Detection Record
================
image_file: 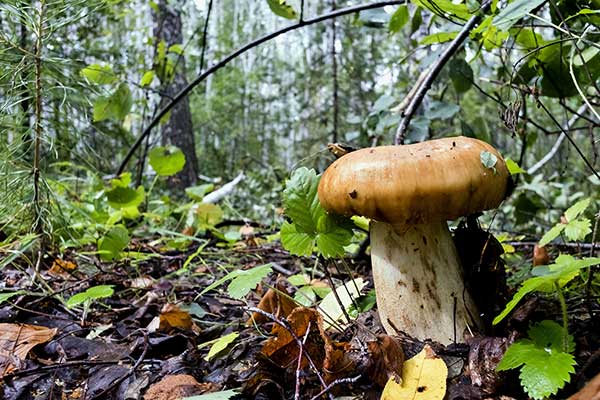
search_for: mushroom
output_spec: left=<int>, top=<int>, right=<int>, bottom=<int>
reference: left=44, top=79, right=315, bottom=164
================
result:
left=317, top=136, right=509, bottom=344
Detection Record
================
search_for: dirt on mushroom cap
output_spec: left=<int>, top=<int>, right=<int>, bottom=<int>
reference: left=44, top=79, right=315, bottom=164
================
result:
left=317, top=136, right=509, bottom=226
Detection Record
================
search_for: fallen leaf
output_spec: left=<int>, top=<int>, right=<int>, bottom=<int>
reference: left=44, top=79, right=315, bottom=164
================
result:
left=159, top=303, right=199, bottom=333
left=467, top=335, right=513, bottom=394
left=367, top=335, right=405, bottom=387
left=143, top=374, right=205, bottom=400
left=568, top=371, right=600, bottom=400
left=246, top=283, right=297, bottom=325
left=319, top=277, right=366, bottom=329
left=48, top=258, right=77, bottom=277
left=0, top=323, right=57, bottom=376
left=381, top=345, right=447, bottom=400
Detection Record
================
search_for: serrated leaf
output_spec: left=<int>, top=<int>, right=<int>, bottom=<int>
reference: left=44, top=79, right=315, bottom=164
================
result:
left=538, top=224, right=565, bottom=247
left=266, top=0, right=297, bottom=19
left=205, top=332, right=239, bottom=361
left=564, top=219, right=591, bottom=241
left=494, top=256, right=600, bottom=324
left=389, top=5, right=409, bottom=33
left=80, top=64, right=117, bottom=85
left=564, top=198, right=591, bottom=221
left=149, top=146, right=186, bottom=176
left=283, top=167, right=320, bottom=233
left=528, top=320, right=575, bottom=353
left=492, top=0, right=546, bottom=31
left=280, top=221, right=314, bottom=256
left=97, top=225, right=129, bottom=261
left=519, top=354, right=575, bottom=400
left=140, top=70, right=155, bottom=87
left=381, top=345, right=447, bottom=400
left=506, top=158, right=526, bottom=175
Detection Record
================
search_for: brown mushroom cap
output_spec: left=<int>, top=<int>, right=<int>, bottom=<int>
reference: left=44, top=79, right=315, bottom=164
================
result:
left=318, top=136, right=509, bottom=226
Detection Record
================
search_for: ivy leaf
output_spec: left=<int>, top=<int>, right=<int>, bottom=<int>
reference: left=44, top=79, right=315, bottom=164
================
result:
left=493, top=255, right=600, bottom=324
left=80, top=64, right=117, bottom=85
left=538, top=224, right=565, bottom=247
left=266, top=0, right=297, bottom=20
left=564, top=198, right=591, bottom=221
left=564, top=219, right=591, bottom=241
left=389, top=5, right=409, bottom=33
left=149, top=146, right=186, bottom=176
left=480, top=151, right=498, bottom=173
left=497, top=321, right=576, bottom=400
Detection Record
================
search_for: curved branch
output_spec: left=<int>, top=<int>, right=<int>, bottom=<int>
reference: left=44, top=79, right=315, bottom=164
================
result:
left=117, top=0, right=405, bottom=175
left=394, top=0, right=491, bottom=145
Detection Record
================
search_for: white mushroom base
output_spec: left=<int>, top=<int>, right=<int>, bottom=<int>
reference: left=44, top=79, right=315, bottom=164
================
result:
left=371, top=220, right=482, bottom=344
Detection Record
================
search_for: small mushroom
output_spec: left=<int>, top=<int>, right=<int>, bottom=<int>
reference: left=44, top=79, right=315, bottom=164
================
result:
left=318, top=136, right=509, bottom=344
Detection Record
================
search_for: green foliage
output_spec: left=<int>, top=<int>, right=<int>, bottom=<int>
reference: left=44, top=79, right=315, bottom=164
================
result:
left=493, top=254, right=600, bottom=325
left=448, top=58, right=473, bottom=94
left=288, top=274, right=331, bottom=306
left=266, top=0, right=296, bottom=20
left=280, top=168, right=353, bottom=258
left=539, top=198, right=592, bottom=246
left=93, top=83, right=133, bottom=122
left=497, top=320, right=576, bottom=400
left=0, top=290, right=26, bottom=305
left=67, top=285, right=114, bottom=308
left=493, top=0, right=547, bottom=30
left=480, top=150, right=498, bottom=174
left=389, top=6, right=409, bottom=34
left=505, top=159, right=526, bottom=175
left=205, top=332, right=239, bottom=361
left=97, top=225, right=129, bottom=261
left=149, top=146, right=186, bottom=176
left=199, top=264, right=272, bottom=300
left=347, top=289, right=377, bottom=318
left=80, top=64, right=117, bottom=85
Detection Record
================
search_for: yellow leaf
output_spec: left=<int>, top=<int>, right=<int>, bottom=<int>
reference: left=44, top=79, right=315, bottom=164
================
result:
left=381, top=345, right=447, bottom=400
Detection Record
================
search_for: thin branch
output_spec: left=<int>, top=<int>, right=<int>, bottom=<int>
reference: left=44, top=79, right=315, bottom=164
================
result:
left=198, top=0, right=213, bottom=73
left=527, top=104, right=587, bottom=175
left=116, top=0, right=405, bottom=175
left=394, top=0, right=492, bottom=145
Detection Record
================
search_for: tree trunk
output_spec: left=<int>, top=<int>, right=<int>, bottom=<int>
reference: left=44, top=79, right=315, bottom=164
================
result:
left=153, top=0, right=199, bottom=189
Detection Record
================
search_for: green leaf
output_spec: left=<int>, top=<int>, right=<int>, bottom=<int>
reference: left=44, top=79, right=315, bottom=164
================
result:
left=528, top=320, right=575, bottom=353
left=494, top=256, right=600, bottom=324
left=389, top=5, right=409, bottom=33
left=287, top=274, right=309, bottom=286
left=199, top=264, right=272, bottom=299
left=493, top=0, right=546, bottom=31
left=294, top=285, right=316, bottom=306
left=412, top=0, right=470, bottom=20
left=564, top=219, right=591, bottom=241
left=106, top=185, right=145, bottom=209
left=448, top=58, right=473, bottom=94
left=97, top=225, right=129, bottom=261
left=185, top=184, right=214, bottom=201
left=182, top=389, right=240, bottom=400
left=92, top=83, right=132, bottom=122
left=67, top=285, right=114, bottom=308
left=149, top=146, right=186, bottom=176
left=280, top=221, right=315, bottom=256
left=427, top=101, right=460, bottom=119
left=0, top=290, right=26, bottom=304
left=538, top=224, right=565, bottom=247
left=410, top=7, right=423, bottom=34
left=140, top=70, right=155, bottom=87
left=420, top=31, right=459, bottom=45
left=168, top=44, right=184, bottom=55
left=480, top=150, right=498, bottom=173
left=80, top=64, right=117, bottom=85
left=283, top=167, right=320, bottom=233
left=195, top=203, right=223, bottom=228
left=512, top=28, right=545, bottom=50
left=505, top=158, right=526, bottom=175
left=205, top=332, right=239, bottom=361
left=564, top=198, right=591, bottom=221
left=266, top=0, right=297, bottom=19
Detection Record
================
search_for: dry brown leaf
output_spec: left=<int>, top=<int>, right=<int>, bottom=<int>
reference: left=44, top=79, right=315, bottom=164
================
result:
left=181, top=226, right=195, bottom=236
left=159, top=304, right=198, bottom=333
left=143, top=374, right=208, bottom=400
left=568, top=372, right=600, bottom=400
left=261, top=307, right=329, bottom=369
left=0, top=323, right=57, bottom=376
left=533, top=245, right=550, bottom=266
left=246, top=283, right=297, bottom=325
left=48, top=258, right=77, bottom=277
left=366, top=335, right=404, bottom=387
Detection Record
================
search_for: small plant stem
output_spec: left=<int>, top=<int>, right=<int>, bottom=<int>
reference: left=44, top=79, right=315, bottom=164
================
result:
left=555, top=282, right=569, bottom=352
left=32, top=0, right=46, bottom=235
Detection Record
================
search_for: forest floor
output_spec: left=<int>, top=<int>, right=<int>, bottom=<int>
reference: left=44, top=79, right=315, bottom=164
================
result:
left=0, top=232, right=598, bottom=400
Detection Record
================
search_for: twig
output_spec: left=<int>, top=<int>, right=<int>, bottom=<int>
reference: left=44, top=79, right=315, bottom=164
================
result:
left=117, top=1, right=405, bottom=175
left=245, top=306, right=334, bottom=400
left=295, top=321, right=312, bottom=400
left=308, top=375, right=361, bottom=400
left=586, top=212, right=600, bottom=321
left=527, top=104, right=588, bottom=175
left=198, top=0, right=213, bottom=73
left=394, top=0, right=492, bottom=144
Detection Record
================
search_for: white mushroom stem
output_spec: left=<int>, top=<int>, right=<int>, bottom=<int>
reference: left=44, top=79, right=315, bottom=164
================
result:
left=370, top=220, right=482, bottom=344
